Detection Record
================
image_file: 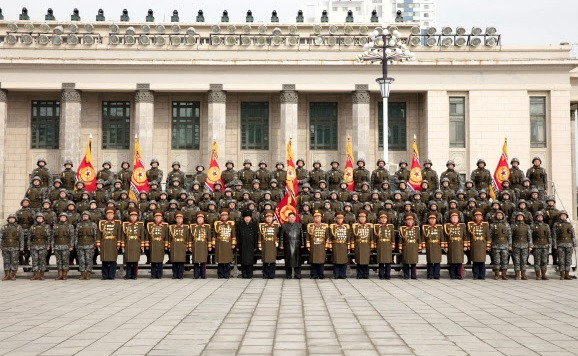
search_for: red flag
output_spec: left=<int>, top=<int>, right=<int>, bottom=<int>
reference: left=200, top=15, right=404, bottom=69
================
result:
left=343, top=137, right=355, bottom=191
left=205, top=139, right=224, bottom=192
left=490, top=139, right=509, bottom=200
left=408, top=137, right=422, bottom=191
left=129, top=138, right=149, bottom=201
left=76, top=137, right=97, bottom=192
left=275, top=138, right=300, bottom=223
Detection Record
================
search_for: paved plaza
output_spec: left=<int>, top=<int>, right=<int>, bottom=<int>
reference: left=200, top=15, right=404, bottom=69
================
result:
left=0, top=269, right=577, bottom=356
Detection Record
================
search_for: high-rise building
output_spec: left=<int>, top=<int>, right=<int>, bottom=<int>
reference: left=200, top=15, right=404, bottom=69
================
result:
left=306, top=0, right=436, bottom=28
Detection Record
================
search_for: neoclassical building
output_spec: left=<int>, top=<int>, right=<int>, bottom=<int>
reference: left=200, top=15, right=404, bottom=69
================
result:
left=0, top=18, right=577, bottom=218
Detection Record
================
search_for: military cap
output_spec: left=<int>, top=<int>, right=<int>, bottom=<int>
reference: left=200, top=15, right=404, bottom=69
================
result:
left=196, top=212, right=206, bottom=218
left=559, top=210, right=569, bottom=218
left=208, top=200, right=217, bottom=206
left=220, top=208, right=230, bottom=215
left=302, top=202, right=311, bottom=207
left=37, top=158, right=47, bottom=165
left=252, top=179, right=261, bottom=184
left=440, top=177, right=449, bottom=183
left=258, top=160, right=267, bottom=166
left=500, top=191, right=510, bottom=198
left=476, top=159, right=486, bottom=165
left=532, top=156, right=542, bottom=164
left=517, top=199, right=527, bottom=206
left=302, top=183, right=311, bottom=189
left=104, top=207, right=116, bottom=214
left=446, top=160, right=455, bottom=167
left=427, top=212, right=438, bottom=219
left=169, top=199, right=179, bottom=205
left=81, top=211, right=91, bottom=217
left=296, top=158, right=305, bottom=165
left=270, top=179, right=278, bottom=184
left=42, top=199, right=51, bottom=205
left=378, top=211, right=388, bottom=218
left=449, top=210, right=460, bottom=218
left=96, top=179, right=105, bottom=185
left=53, top=179, right=63, bottom=184
left=330, top=159, right=339, bottom=165
left=357, top=210, right=367, bottom=217
left=171, top=160, right=181, bottom=167
left=128, top=208, right=139, bottom=216
left=335, top=211, right=345, bottom=218
left=159, top=191, right=168, bottom=196
left=530, top=188, right=539, bottom=194
left=150, top=158, right=159, bottom=165
left=313, top=160, right=321, bottom=166
left=494, top=210, right=505, bottom=218
left=89, top=200, right=97, bottom=205
left=467, top=198, right=477, bottom=203
left=399, top=160, right=407, bottom=166
left=404, top=201, right=412, bottom=206
left=313, top=210, right=322, bottom=217
left=264, top=210, right=275, bottom=218
left=361, top=181, right=370, bottom=187
left=31, top=176, right=41, bottom=182
left=191, top=180, right=201, bottom=187
left=102, top=160, right=112, bottom=167
left=473, top=209, right=484, bottom=216
left=319, top=179, right=327, bottom=185
left=186, top=195, right=195, bottom=202
left=243, top=159, right=252, bottom=166
left=66, top=201, right=76, bottom=208
left=175, top=211, right=184, bottom=218
left=384, top=200, right=393, bottom=205
left=154, top=210, right=163, bottom=217
left=171, top=177, right=181, bottom=182
left=356, top=158, right=366, bottom=164
left=491, top=201, right=500, bottom=207
left=534, top=210, right=545, bottom=218
left=478, top=189, right=488, bottom=195
left=35, top=212, right=45, bottom=219
left=75, top=180, right=85, bottom=186
left=376, top=158, right=385, bottom=165
left=121, top=161, right=130, bottom=167
left=423, top=159, right=433, bottom=165
left=404, top=213, right=415, bottom=220
left=59, top=212, right=69, bottom=218
left=63, top=160, right=73, bottom=167
left=225, top=160, right=235, bottom=166
left=514, top=212, right=525, bottom=219
left=510, top=157, right=519, bottom=164
left=545, top=196, right=555, bottom=202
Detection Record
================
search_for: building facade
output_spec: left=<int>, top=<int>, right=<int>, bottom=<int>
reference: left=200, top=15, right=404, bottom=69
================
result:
left=0, top=19, right=576, bottom=218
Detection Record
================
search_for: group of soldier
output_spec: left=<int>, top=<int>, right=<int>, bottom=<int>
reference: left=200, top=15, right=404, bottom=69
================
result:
left=0, top=154, right=575, bottom=281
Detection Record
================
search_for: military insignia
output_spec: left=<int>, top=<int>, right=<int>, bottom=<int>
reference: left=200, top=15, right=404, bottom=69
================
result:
left=286, top=165, right=296, bottom=181
left=132, top=167, right=147, bottom=184
left=279, top=204, right=296, bottom=221
left=344, top=167, right=354, bottom=184
left=79, top=166, right=96, bottom=184
left=496, top=166, right=510, bottom=183
left=409, top=166, right=422, bottom=186
left=207, top=166, right=221, bottom=183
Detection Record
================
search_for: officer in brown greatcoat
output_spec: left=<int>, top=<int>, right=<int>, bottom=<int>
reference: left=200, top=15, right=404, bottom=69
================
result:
left=329, top=211, right=351, bottom=279
left=122, top=209, right=144, bottom=280
left=444, top=210, right=468, bottom=280
left=190, top=212, right=212, bottom=279
left=169, top=212, right=191, bottom=279
left=259, top=211, right=279, bottom=279
left=97, top=207, right=122, bottom=280
left=422, top=212, right=444, bottom=279
left=352, top=211, right=374, bottom=279
left=399, top=214, right=421, bottom=280
left=307, top=210, right=329, bottom=279
left=146, top=211, right=168, bottom=279
left=374, top=211, right=394, bottom=280
left=214, top=209, right=236, bottom=279
left=467, top=209, right=491, bottom=280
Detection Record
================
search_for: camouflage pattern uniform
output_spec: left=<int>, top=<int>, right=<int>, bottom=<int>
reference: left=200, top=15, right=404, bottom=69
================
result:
left=511, top=213, right=533, bottom=279
left=489, top=212, right=512, bottom=279
left=52, top=214, right=76, bottom=278
left=531, top=211, right=551, bottom=279
left=29, top=214, right=52, bottom=279
left=0, top=215, right=24, bottom=279
left=552, top=211, right=576, bottom=279
left=76, top=212, right=97, bottom=277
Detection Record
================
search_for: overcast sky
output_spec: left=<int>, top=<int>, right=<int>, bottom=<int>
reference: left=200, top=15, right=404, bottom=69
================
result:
left=2, top=0, right=577, bottom=52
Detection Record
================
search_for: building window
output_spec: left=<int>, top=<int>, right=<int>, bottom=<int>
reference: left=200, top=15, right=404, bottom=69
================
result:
left=332, top=7, right=338, bottom=11
left=449, top=97, right=466, bottom=148
left=355, top=7, right=361, bottom=11
left=424, top=4, right=429, bottom=9
left=310, top=102, right=338, bottom=150
left=424, top=13, right=429, bottom=17
left=378, top=102, right=406, bottom=151
left=342, top=7, right=348, bottom=11
left=102, top=101, right=130, bottom=149
left=31, top=100, right=60, bottom=149
left=172, top=101, right=200, bottom=150
left=424, top=22, right=429, bottom=26
left=530, top=96, right=547, bottom=147
left=241, top=102, right=269, bottom=150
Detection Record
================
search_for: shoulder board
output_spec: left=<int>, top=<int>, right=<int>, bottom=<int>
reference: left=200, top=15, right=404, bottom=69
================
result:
left=146, top=222, right=153, bottom=228
left=352, top=223, right=358, bottom=229
left=228, top=221, right=235, bottom=226
left=259, top=223, right=266, bottom=227
left=467, top=221, right=474, bottom=228
left=114, top=220, right=121, bottom=223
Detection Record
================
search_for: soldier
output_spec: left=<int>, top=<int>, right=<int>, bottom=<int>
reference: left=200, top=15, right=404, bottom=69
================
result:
left=239, top=160, right=255, bottom=190
left=214, top=209, right=236, bottom=279
left=193, top=163, right=208, bottom=187
left=295, top=158, right=310, bottom=189
left=326, top=159, right=343, bottom=191
left=255, top=161, right=272, bottom=190
left=237, top=210, right=258, bottom=279
left=0, top=214, right=24, bottom=281
left=378, top=181, right=393, bottom=202
left=29, top=213, right=51, bottom=280
left=48, top=179, right=66, bottom=202
left=421, top=159, right=439, bottom=191
left=146, top=158, right=164, bottom=185
left=353, top=159, right=370, bottom=191
left=371, top=158, right=389, bottom=188
left=76, top=211, right=97, bottom=280
left=544, top=196, right=560, bottom=265
left=440, top=160, right=461, bottom=192
left=422, top=212, right=444, bottom=280
left=26, top=176, right=47, bottom=210
left=269, top=179, right=283, bottom=202
left=467, top=209, right=490, bottom=280
left=552, top=210, right=576, bottom=280
left=463, top=180, right=478, bottom=201
left=167, top=178, right=185, bottom=201
left=352, top=211, right=373, bottom=279
left=31, top=157, right=52, bottom=188
left=96, top=161, right=114, bottom=191
left=309, top=161, right=326, bottom=190
left=52, top=213, right=75, bottom=280
left=307, top=211, right=329, bottom=279
left=122, top=209, right=144, bottom=280
left=444, top=210, right=468, bottom=280
left=374, top=212, right=394, bottom=280
left=40, top=200, right=56, bottom=226
left=399, top=214, right=421, bottom=280
left=532, top=211, right=551, bottom=280
left=190, top=212, right=211, bottom=279
left=221, top=160, right=237, bottom=188
left=489, top=210, right=512, bottom=280
left=394, top=160, right=410, bottom=185
left=93, top=180, right=109, bottom=208
left=97, top=207, right=122, bottom=280
left=329, top=211, right=351, bottom=280
left=508, top=158, right=524, bottom=191
left=279, top=212, right=304, bottom=279
left=166, top=161, right=185, bottom=187
left=16, top=198, right=35, bottom=265
left=526, top=156, right=548, bottom=196
left=169, top=212, right=191, bottom=279
left=148, top=181, right=161, bottom=202
left=471, top=159, right=492, bottom=192
left=527, top=188, right=545, bottom=216
left=337, top=181, right=352, bottom=203
left=271, top=162, right=286, bottom=190
left=146, top=211, right=169, bottom=279
left=511, top=212, right=533, bottom=280
left=259, top=211, right=279, bottom=279
left=440, top=178, right=455, bottom=201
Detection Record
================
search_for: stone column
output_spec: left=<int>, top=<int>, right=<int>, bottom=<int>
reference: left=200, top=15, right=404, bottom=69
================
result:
left=0, top=89, right=6, bottom=218
left=280, top=84, right=299, bottom=159
left=60, top=83, right=82, bottom=165
left=134, top=83, right=155, bottom=162
left=208, top=84, right=227, bottom=160
left=352, top=84, right=370, bottom=162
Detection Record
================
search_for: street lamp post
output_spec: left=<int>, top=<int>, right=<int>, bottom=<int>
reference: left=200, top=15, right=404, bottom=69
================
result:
left=356, top=29, right=415, bottom=166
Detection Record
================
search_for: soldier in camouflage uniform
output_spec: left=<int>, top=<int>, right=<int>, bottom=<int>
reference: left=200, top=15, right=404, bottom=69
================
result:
left=52, top=213, right=76, bottom=280
left=531, top=211, right=551, bottom=280
left=146, top=159, right=164, bottom=186
left=309, top=161, right=326, bottom=190
left=470, top=159, right=492, bottom=192
left=165, top=161, right=185, bottom=187
left=29, top=213, right=51, bottom=280
left=526, top=157, right=548, bottom=198
left=440, top=160, right=461, bottom=192
left=394, top=160, right=410, bottom=186
left=421, top=159, right=439, bottom=191
left=255, top=161, right=272, bottom=190
left=96, top=161, right=115, bottom=191
left=25, top=176, right=47, bottom=210
left=117, top=161, right=133, bottom=192
left=272, top=162, right=286, bottom=190
left=16, top=198, right=35, bottom=265
left=295, top=158, right=310, bottom=189
left=353, top=159, right=370, bottom=191
left=508, top=158, right=524, bottom=191
left=238, top=160, right=255, bottom=190
left=552, top=210, right=576, bottom=280
left=371, top=158, right=389, bottom=189
left=0, top=214, right=24, bottom=280
left=31, top=157, right=52, bottom=188
left=76, top=211, right=97, bottom=279
left=326, top=159, right=343, bottom=191
left=60, top=160, right=76, bottom=191
left=221, top=160, right=237, bottom=188
left=489, top=211, right=512, bottom=280
left=511, top=212, right=533, bottom=280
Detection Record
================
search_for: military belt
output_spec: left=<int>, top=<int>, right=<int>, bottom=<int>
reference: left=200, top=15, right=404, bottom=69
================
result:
left=127, top=236, right=140, bottom=240
left=152, top=237, right=164, bottom=241
left=173, top=238, right=185, bottom=242
left=429, top=239, right=440, bottom=243
left=104, top=235, right=117, bottom=240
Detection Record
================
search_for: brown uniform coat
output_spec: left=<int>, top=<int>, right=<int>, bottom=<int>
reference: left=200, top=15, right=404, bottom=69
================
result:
left=122, top=221, right=145, bottom=263
left=214, top=221, right=236, bottom=264
left=399, top=226, right=421, bottom=264
left=329, top=223, right=351, bottom=265
left=352, top=223, right=374, bottom=265
left=146, top=222, right=168, bottom=264
left=444, top=223, right=468, bottom=264
left=374, top=224, right=394, bottom=264
left=259, top=222, right=280, bottom=263
left=190, top=224, right=212, bottom=264
left=97, top=220, right=122, bottom=262
left=422, top=224, right=444, bottom=264
left=307, top=223, right=329, bottom=264
left=169, top=224, right=191, bottom=263
left=467, top=221, right=490, bottom=263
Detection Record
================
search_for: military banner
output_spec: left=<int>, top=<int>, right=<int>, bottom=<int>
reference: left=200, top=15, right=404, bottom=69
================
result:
left=128, top=137, right=149, bottom=201
left=489, top=138, right=509, bottom=200
left=275, top=138, right=300, bottom=223
left=205, top=138, right=224, bottom=192
left=343, top=137, right=355, bottom=191
left=76, top=135, right=97, bottom=192
left=408, top=136, right=423, bottom=191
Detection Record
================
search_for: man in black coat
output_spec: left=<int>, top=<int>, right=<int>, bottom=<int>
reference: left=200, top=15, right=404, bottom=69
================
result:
left=236, top=211, right=259, bottom=278
left=279, top=212, right=305, bottom=279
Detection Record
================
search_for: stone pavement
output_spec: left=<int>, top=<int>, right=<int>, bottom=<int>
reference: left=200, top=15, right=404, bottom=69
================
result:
left=0, top=272, right=577, bottom=356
